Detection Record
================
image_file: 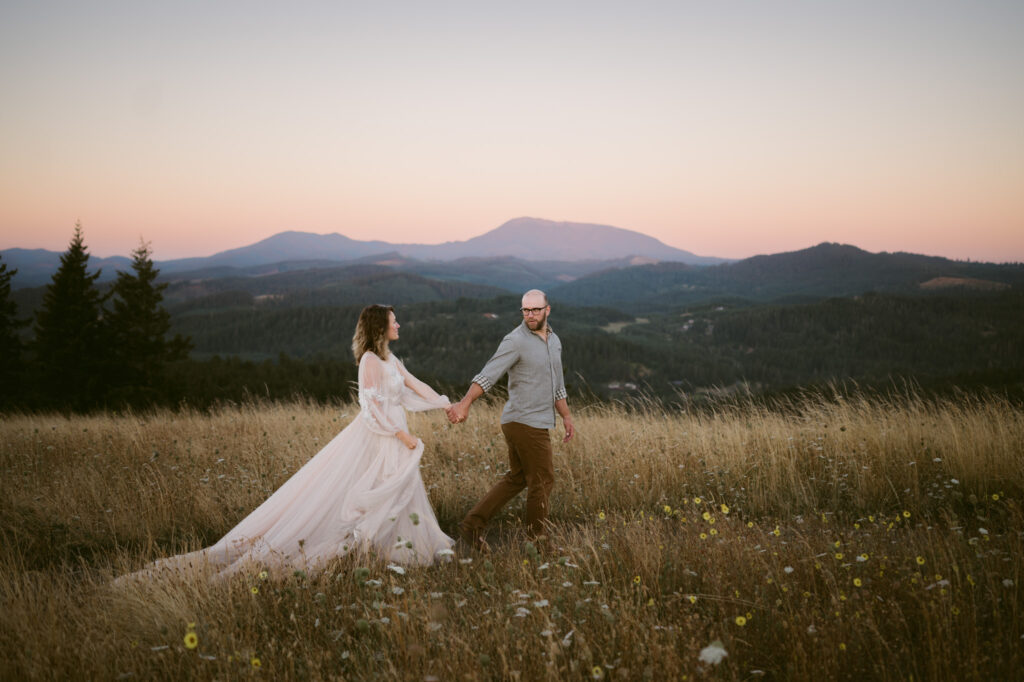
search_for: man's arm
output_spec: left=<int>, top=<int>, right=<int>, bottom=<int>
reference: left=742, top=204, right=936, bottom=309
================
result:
left=448, top=333, right=519, bottom=424
left=555, top=398, right=575, bottom=442
left=447, top=382, right=484, bottom=423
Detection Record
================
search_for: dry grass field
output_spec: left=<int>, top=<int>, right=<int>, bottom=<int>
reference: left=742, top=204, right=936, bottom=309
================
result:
left=1, top=393, right=1022, bottom=680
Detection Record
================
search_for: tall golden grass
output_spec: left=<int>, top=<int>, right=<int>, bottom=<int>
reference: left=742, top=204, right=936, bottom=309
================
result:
left=1, top=393, right=1021, bottom=680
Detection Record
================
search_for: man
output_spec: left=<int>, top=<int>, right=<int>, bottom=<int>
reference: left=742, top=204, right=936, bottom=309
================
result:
left=447, top=289, right=575, bottom=550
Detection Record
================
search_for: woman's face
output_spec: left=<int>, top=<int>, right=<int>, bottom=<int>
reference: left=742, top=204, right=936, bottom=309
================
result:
left=387, top=311, right=400, bottom=341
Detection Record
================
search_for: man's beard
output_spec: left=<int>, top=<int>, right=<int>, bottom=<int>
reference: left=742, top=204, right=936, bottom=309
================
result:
left=526, top=312, right=548, bottom=330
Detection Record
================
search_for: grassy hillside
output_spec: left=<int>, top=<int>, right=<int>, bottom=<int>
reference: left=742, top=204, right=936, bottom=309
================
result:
left=2, top=395, right=1021, bottom=679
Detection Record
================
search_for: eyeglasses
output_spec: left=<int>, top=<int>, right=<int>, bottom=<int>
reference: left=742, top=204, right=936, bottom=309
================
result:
left=520, top=307, right=547, bottom=316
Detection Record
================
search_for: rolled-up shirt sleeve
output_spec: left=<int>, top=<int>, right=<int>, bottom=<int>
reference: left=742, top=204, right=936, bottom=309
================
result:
left=472, top=334, right=520, bottom=392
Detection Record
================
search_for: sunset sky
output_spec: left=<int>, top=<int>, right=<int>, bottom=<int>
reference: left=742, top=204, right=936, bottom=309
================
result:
left=1, top=1, right=1022, bottom=263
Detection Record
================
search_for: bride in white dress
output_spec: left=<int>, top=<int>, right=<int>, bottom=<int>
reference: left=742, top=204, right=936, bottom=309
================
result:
left=126, top=304, right=454, bottom=579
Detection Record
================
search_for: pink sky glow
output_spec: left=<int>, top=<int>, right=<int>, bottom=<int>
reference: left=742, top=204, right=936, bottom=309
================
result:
left=2, top=2, right=1022, bottom=263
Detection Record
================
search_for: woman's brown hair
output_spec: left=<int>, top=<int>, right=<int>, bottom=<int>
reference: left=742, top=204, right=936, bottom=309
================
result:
left=352, top=304, right=394, bottom=363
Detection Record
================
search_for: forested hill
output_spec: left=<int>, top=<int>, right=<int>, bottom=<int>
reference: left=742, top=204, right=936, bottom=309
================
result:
left=550, top=243, right=1024, bottom=310
left=168, top=290, right=1024, bottom=404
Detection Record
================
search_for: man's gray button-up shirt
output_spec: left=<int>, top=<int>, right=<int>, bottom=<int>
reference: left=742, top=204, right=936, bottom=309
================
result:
left=472, top=322, right=567, bottom=429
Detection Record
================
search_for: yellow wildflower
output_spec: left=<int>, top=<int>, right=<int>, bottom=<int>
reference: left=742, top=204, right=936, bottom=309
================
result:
left=250, top=586, right=259, bottom=595
left=251, top=657, right=261, bottom=668
left=183, top=631, right=198, bottom=650
left=916, top=556, right=926, bottom=566
left=853, top=578, right=862, bottom=587
left=734, top=615, right=747, bottom=626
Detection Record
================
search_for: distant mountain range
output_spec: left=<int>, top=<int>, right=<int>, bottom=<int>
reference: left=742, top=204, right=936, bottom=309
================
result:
left=1, top=217, right=722, bottom=289
left=552, top=243, right=1024, bottom=309
left=5, top=218, right=1023, bottom=314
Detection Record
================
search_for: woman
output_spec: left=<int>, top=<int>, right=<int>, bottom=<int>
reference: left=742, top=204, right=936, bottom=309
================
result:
left=127, top=305, right=453, bottom=579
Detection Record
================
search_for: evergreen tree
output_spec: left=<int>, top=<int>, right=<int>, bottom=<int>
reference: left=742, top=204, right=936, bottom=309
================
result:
left=105, top=241, right=192, bottom=405
left=0, top=254, right=28, bottom=408
left=31, top=222, right=110, bottom=410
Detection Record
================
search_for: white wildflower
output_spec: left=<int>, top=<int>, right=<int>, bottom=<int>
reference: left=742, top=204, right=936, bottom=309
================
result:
left=698, top=640, right=728, bottom=665
left=387, top=564, right=406, bottom=575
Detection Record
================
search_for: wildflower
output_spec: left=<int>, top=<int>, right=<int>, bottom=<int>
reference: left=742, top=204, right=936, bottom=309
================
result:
left=720, top=503, right=730, bottom=514
left=591, top=665, right=605, bottom=679
left=598, top=511, right=606, bottom=521
left=772, top=527, right=780, bottom=537
left=699, top=532, right=708, bottom=540
left=663, top=505, right=672, bottom=514
left=868, top=515, right=875, bottom=523
left=183, top=631, right=198, bottom=650
left=784, top=566, right=794, bottom=574
left=916, top=556, right=926, bottom=566
left=952, top=606, right=960, bottom=615
left=702, top=511, right=711, bottom=521
left=250, top=586, right=259, bottom=595
left=698, top=639, right=728, bottom=665
left=839, top=643, right=847, bottom=652
left=735, top=615, right=747, bottom=626
left=853, top=523, right=860, bottom=529
left=258, top=570, right=268, bottom=580
left=834, top=540, right=841, bottom=549
left=693, top=497, right=702, bottom=504
left=251, top=656, right=261, bottom=668
left=633, top=575, right=642, bottom=585
left=688, top=595, right=697, bottom=604
left=647, top=597, right=655, bottom=606
left=858, top=553, right=869, bottom=562
left=387, top=564, right=406, bottom=575
left=903, top=510, right=911, bottom=518
left=834, top=553, right=844, bottom=560
left=992, top=493, right=1000, bottom=501
left=747, top=521, right=754, bottom=528
left=853, top=578, right=862, bottom=587
left=709, top=529, right=718, bottom=536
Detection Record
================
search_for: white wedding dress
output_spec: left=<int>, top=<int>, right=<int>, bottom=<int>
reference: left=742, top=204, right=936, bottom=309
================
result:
left=128, top=352, right=453, bottom=579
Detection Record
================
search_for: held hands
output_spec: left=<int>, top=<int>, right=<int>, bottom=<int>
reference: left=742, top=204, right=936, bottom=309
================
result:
left=446, top=400, right=470, bottom=425
left=396, top=431, right=418, bottom=450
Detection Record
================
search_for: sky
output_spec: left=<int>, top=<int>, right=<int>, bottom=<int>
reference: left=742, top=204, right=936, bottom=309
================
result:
left=1, top=1, right=1022, bottom=263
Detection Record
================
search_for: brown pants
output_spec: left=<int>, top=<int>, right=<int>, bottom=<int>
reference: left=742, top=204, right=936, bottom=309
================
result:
left=461, top=422, right=554, bottom=537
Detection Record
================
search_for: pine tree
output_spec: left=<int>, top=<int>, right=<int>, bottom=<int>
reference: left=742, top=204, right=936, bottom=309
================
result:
left=105, top=241, right=192, bottom=405
left=0, top=254, right=28, bottom=407
left=31, top=222, right=110, bottom=410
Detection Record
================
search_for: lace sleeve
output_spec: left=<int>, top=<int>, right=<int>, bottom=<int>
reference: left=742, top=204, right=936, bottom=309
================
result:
left=394, top=357, right=450, bottom=412
left=357, top=353, right=402, bottom=435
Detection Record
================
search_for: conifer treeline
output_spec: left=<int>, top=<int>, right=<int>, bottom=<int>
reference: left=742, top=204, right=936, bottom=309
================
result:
left=0, top=223, right=191, bottom=411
